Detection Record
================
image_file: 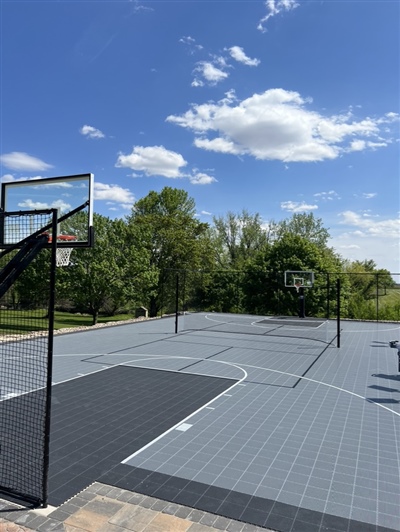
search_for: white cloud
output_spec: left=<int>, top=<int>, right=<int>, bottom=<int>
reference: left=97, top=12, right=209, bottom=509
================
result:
left=1, top=174, right=17, bottom=182
left=94, top=183, right=135, bottom=206
left=80, top=125, right=105, bottom=139
left=331, top=211, right=400, bottom=271
left=338, top=210, right=400, bottom=239
left=191, top=78, right=204, bottom=88
left=201, top=210, right=212, bottom=216
left=362, top=193, right=377, bottom=199
left=281, top=201, right=318, bottom=213
left=258, top=0, right=300, bottom=32
left=0, top=152, right=53, bottom=171
left=167, top=88, right=397, bottom=163
left=314, top=190, right=341, bottom=201
left=115, top=145, right=187, bottom=178
left=193, top=61, right=228, bottom=86
left=228, top=46, right=260, bottom=67
left=179, top=35, right=203, bottom=53
left=18, top=198, right=71, bottom=212
left=189, top=172, right=217, bottom=185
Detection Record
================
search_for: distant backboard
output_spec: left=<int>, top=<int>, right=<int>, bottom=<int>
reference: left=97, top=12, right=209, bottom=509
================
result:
left=0, top=173, right=94, bottom=248
left=284, top=270, right=314, bottom=288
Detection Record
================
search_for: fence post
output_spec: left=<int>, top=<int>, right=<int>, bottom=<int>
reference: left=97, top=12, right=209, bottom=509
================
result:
left=327, top=273, right=330, bottom=319
left=336, top=277, right=341, bottom=348
left=175, top=273, right=179, bottom=334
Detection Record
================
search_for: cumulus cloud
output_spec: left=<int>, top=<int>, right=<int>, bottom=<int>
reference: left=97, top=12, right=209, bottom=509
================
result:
left=281, top=201, right=318, bottom=213
left=18, top=198, right=71, bottom=211
left=80, top=125, right=105, bottom=139
left=0, top=152, right=53, bottom=171
left=362, top=193, right=377, bottom=199
left=227, top=46, right=260, bottom=66
left=189, top=172, right=217, bottom=185
left=166, top=88, right=398, bottom=163
left=192, top=61, right=228, bottom=87
left=258, top=0, right=300, bottom=32
left=94, top=183, right=135, bottom=207
left=115, top=145, right=187, bottom=178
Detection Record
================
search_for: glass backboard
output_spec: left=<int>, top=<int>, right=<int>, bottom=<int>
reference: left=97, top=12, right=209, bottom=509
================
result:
left=284, top=270, right=314, bottom=288
left=0, top=173, right=94, bottom=248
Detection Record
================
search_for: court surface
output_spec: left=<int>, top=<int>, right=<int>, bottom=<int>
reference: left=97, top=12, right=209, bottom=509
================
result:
left=10, top=313, right=400, bottom=531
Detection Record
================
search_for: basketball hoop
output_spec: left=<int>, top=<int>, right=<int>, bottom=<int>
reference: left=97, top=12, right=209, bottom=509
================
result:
left=47, top=234, right=77, bottom=267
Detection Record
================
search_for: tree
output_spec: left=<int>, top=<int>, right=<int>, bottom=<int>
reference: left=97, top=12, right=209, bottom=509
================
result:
left=276, top=212, right=330, bottom=247
left=212, top=210, right=271, bottom=268
left=60, top=214, right=136, bottom=325
left=242, top=233, right=343, bottom=317
left=127, top=187, right=213, bottom=317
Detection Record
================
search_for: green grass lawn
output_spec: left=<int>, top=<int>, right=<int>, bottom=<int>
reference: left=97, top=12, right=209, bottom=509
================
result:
left=378, top=287, right=400, bottom=307
left=0, top=310, right=135, bottom=335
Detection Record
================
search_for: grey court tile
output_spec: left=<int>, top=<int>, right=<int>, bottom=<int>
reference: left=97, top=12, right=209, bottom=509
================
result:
left=47, top=317, right=400, bottom=532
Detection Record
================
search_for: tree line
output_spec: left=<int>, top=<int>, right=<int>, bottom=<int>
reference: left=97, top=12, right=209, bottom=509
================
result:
left=11, top=187, right=399, bottom=324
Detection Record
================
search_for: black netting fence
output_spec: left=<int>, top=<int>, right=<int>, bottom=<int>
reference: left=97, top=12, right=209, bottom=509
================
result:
left=160, top=269, right=399, bottom=337
left=0, top=210, right=56, bottom=506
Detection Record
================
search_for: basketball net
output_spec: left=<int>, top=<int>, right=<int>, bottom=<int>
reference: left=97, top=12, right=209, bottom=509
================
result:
left=47, top=234, right=77, bottom=267
left=56, top=247, right=74, bottom=267
left=294, top=282, right=302, bottom=293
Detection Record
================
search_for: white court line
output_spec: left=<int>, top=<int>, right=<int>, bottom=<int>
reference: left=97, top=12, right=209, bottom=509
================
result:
left=204, top=313, right=330, bottom=332
left=203, top=313, right=400, bottom=334
left=115, top=352, right=399, bottom=464
left=121, top=359, right=248, bottom=463
left=54, top=351, right=400, bottom=418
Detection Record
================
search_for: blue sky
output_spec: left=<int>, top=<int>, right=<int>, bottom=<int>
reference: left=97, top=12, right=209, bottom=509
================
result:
left=1, top=0, right=399, bottom=272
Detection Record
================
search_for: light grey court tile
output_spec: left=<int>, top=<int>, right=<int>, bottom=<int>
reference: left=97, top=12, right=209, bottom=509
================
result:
left=253, top=485, right=280, bottom=499
left=193, top=471, right=220, bottom=484
left=277, top=491, right=303, bottom=506
left=324, top=502, right=352, bottom=519
left=307, top=476, right=332, bottom=490
left=303, top=486, right=329, bottom=501
left=156, top=463, right=180, bottom=475
left=267, top=468, right=290, bottom=481
left=329, top=490, right=354, bottom=506
left=282, top=481, right=306, bottom=495
left=353, top=485, right=378, bottom=499
left=299, top=496, right=326, bottom=513
left=350, top=507, right=378, bottom=523
left=377, top=500, right=400, bottom=517
left=352, top=496, right=378, bottom=511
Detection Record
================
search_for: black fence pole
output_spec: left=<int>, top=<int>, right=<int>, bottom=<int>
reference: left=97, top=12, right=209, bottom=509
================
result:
left=336, top=277, right=341, bottom=348
left=326, top=273, right=330, bottom=319
left=376, top=273, right=379, bottom=322
left=42, top=209, right=57, bottom=507
left=175, top=273, right=179, bottom=334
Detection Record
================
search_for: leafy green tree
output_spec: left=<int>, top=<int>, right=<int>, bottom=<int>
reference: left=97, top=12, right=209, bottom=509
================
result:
left=212, top=210, right=271, bottom=268
left=127, top=187, right=213, bottom=317
left=60, top=214, right=135, bottom=325
left=276, top=212, right=330, bottom=247
left=242, top=233, right=343, bottom=317
left=341, top=260, right=396, bottom=319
